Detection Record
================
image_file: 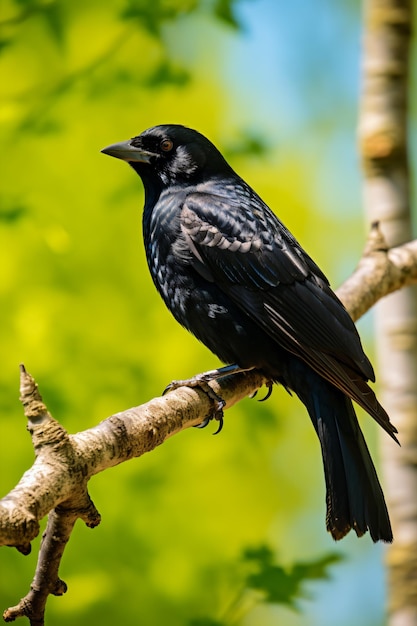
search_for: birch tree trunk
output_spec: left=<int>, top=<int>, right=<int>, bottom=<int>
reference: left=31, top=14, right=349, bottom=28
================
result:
left=359, top=1, right=417, bottom=624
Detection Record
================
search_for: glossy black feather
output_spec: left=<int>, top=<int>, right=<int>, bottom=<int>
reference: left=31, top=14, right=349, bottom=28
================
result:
left=102, top=124, right=397, bottom=542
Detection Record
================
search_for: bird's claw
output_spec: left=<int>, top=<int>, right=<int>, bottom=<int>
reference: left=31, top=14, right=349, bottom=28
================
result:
left=199, top=410, right=224, bottom=435
left=249, top=382, right=274, bottom=402
left=163, top=376, right=226, bottom=434
left=259, top=382, right=273, bottom=402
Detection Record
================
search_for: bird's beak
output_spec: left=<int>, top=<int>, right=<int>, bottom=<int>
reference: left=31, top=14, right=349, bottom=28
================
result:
left=101, top=140, right=153, bottom=163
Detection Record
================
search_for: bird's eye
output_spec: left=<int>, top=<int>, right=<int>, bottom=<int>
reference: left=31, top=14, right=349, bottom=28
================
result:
left=160, top=139, right=174, bottom=152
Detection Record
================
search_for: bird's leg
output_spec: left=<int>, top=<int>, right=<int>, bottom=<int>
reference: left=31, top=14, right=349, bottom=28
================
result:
left=163, top=364, right=255, bottom=434
left=163, top=364, right=255, bottom=394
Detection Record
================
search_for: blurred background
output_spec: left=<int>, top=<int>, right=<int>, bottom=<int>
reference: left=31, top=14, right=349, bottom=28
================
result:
left=0, top=1, right=416, bottom=624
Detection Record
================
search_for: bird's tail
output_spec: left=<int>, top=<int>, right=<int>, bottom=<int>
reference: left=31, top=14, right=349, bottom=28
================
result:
left=285, top=360, right=392, bottom=542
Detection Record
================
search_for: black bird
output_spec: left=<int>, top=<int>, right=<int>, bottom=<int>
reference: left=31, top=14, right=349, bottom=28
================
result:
left=102, top=124, right=398, bottom=542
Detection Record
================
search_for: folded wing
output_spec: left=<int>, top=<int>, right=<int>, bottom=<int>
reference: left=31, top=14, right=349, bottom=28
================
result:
left=180, top=188, right=397, bottom=441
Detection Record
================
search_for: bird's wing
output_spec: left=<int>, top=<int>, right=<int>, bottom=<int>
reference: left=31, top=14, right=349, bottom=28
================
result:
left=180, top=189, right=374, bottom=383
left=180, top=189, right=398, bottom=441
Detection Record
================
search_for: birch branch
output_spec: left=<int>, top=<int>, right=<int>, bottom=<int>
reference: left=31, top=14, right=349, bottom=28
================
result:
left=337, top=223, right=417, bottom=321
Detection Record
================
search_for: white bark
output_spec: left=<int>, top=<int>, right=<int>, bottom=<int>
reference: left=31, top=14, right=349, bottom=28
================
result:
left=359, top=0, right=417, bottom=622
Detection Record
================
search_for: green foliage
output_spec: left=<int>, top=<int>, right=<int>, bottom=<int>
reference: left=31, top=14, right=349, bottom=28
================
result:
left=243, top=545, right=341, bottom=607
left=122, top=0, right=198, bottom=34
left=224, top=130, right=271, bottom=159
left=212, top=0, right=241, bottom=29
left=187, top=546, right=341, bottom=625
left=145, top=59, right=191, bottom=87
left=0, top=1, right=388, bottom=625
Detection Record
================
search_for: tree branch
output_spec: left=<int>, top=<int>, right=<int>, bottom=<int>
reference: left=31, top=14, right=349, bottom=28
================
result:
left=1, top=225, right=417, bottom=624
left=337, top=223, right=417, bottom=322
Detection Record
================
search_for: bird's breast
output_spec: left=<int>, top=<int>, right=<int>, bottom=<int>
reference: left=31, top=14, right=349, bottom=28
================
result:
left=143, top=192, right=192, bottom=310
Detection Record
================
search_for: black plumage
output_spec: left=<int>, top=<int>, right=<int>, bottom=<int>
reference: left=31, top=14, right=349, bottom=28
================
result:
left=102, top=124, right=397, bottom=542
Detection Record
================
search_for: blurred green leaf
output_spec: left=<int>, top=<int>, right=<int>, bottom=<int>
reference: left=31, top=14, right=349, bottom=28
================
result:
left=212, top=0, right=240, bottom=29
left=0, top=202, right=27, bottom=223
left=244, top=545, right=342, bottom=607
left=0, top=38, right=12, bottom=53
left=224, top=130, right=270, bottom=158
left=122, top=0, right=198, bottom=34
left=42, top=3, right=65, bottom=47
left=145, top=59, right=191, bottom=87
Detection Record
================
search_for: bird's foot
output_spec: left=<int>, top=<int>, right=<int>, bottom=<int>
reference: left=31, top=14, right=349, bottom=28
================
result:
left=163, top=372, right=226, bottom=434
left=163, top=364, right=255, bottom=434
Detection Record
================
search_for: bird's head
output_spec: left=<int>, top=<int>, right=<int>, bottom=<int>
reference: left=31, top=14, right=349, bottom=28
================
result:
left=101, top=124, right=232, bottom=188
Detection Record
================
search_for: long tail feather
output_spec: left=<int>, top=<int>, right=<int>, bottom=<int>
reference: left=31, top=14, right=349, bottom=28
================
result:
left=286, top=360, right=392, bottom=542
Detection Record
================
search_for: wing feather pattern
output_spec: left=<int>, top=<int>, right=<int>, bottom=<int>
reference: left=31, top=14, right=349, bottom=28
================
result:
left=180, top=189, right=397, bottom=440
